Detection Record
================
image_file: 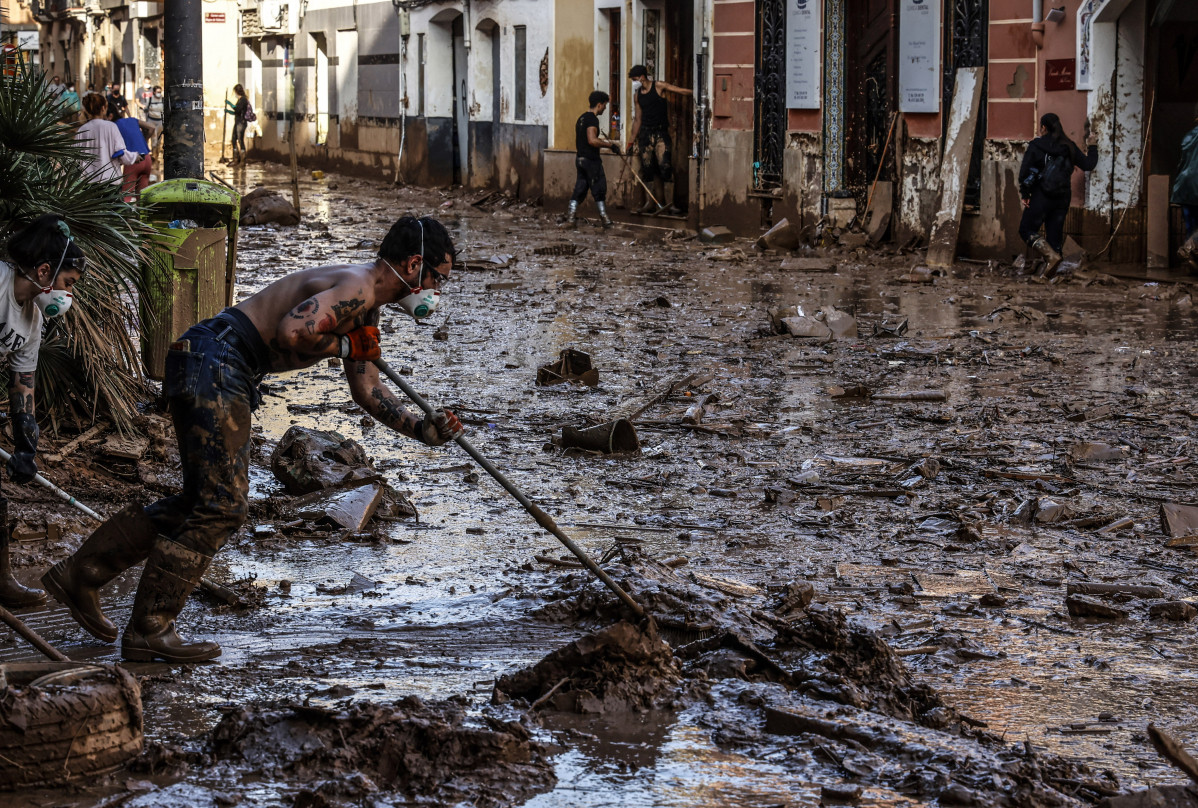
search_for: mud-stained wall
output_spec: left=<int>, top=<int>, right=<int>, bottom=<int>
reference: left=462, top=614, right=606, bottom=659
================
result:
left=896, top=136, right=941, bottom=243
left=780, top=131, right=823, bottom=231
left=960, top=140, right=1028, bottom=258
left=553, top=1, right=592, bottom=151
left=699, top=128, right=757, bottom=232
left=493, top=123, right=548, bottom=199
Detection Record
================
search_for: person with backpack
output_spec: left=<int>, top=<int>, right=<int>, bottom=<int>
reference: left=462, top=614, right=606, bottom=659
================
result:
left=226, top=84, right=253, bottom=164
left=1018, top=112, right=1098, bottom=274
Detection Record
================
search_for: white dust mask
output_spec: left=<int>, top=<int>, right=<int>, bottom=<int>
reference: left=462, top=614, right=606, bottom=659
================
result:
left=384, top=257, right=440, bottom=320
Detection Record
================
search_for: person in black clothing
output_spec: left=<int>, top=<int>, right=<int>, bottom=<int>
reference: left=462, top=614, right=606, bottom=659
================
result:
left=566, top=91, right=619, bottom=229
left=627, top=64, right=692, bottom=215
left=227, top=84, right=250, bottom=164
left=1018, top=112, right=1098, bottom=274
left=105, top=82, right=129, bottom=121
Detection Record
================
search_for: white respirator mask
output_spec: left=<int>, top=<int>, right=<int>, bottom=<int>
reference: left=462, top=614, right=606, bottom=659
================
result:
left=384, top=257, right=440, bottom=320
left=25, top=233, right=77, bottom=319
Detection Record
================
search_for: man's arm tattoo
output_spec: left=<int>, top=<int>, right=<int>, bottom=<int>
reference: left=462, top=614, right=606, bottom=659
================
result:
left=10, top=372, right=35, bottom=415
left=331, top=297, right=366, bottom=322
left=290, top=296, right=319, bottom=319
left=369, top=386, right=419, bottom=437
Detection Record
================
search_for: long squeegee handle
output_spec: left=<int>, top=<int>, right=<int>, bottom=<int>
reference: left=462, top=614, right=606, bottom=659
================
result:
left=0, top=446, right=102, bottom=521
left=374, top=359, right=645, bottom=619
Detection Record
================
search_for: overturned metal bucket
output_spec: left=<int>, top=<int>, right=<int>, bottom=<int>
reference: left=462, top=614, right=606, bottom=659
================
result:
left=560, top=418, right=641, bottom=454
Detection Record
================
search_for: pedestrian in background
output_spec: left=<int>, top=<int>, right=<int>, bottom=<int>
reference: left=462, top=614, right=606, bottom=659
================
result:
left=226, top=84, right=250, bottom=164
left=566, top=91, right=619, bottom=229
left=113, top=109, right=154, bottom=203
left=75, top=93, right=137, bottom=185
left=135, top=76, right=153, bottom=121
left=58, top=81, right=81, bottom=122
left=46, top=75, right=64, bottom=97
left=1171, top=107, right=1198, bottom=271
left=145, top=86, right=165, bottom=162
left=1018, top=112, right=1098, bottom=275
left=105, top=82, right=128, bottom=121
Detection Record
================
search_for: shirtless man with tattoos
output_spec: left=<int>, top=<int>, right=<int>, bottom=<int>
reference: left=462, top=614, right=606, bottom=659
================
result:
left=44, top=216, right=463, bottom=663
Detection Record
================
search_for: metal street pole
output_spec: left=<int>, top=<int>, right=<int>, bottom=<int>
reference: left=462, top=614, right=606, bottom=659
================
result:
left=163, top=0, right=203, bottom=179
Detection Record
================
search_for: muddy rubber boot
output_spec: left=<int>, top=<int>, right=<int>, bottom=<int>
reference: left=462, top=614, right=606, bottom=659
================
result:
left=42, top=503, right=158, bottom=642
left=1179, top=233, right=1198, bottom=271
left=638, top=180, right=663, bottom=214
left=564, top=200, right=578, bottom=229
left=122, top=538, right=221, bottom=663
left=597, top=202, right=614, bottom=229
left=658, top=181, right=682, bottom=215
left=0, top=503, right=45, bottom=609
left=1031, top=237, right=1063, bottom=276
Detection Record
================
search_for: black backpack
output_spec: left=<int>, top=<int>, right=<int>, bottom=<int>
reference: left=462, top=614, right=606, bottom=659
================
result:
left=1039, top=151, right=1073, bottom=197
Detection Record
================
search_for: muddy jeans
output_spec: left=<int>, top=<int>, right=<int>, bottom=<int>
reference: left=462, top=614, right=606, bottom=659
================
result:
left=1018, top=190, right=1069, bottom=253
left=143, top=310, right=267, bottom=558
left=570, top=156, right=607, bottom=204
left=637, top=128, right=673, bottom=183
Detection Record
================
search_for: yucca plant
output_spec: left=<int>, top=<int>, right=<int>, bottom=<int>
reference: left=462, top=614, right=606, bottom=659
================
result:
left=0, top=57, right=154, bottom=433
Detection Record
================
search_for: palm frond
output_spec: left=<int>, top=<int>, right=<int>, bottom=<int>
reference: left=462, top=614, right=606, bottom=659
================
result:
left=0, top=51, right=155, bottom=433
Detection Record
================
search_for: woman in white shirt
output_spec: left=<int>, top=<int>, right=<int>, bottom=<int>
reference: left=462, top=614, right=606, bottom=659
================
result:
left=74, top=93, right=137, bottom=185
left=0, top=215, right=85, bottom=607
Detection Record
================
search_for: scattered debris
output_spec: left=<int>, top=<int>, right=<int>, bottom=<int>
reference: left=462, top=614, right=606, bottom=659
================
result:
left=699, top=226, right=734, bottom=244
left=270, top=426, right=376, bottom=494
left=536, top=349, right=600, bottom=387
left=239, top=187, right=301, bottom=226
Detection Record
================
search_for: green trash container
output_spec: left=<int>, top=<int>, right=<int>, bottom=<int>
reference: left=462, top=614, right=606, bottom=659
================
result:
left=139, top=179, right=241, bottom=379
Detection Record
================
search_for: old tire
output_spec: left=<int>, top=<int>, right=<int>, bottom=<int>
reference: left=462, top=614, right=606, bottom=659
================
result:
left=0, top=662, right=144, bottom=790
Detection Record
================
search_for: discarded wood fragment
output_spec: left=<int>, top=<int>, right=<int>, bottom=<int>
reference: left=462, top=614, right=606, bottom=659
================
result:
left=683, top=393, right=717, bottom=426
left=1148, top=724, right=1198, bottom=784
left=1166, top=534, right=1198, bottom=548
left=534, top=554, right=584, bottom=569
left=1066, top=594, right=1129, bottom=619
left=1096, top=517, right=1135, bottom=534
left=45, top=421, right=108, bottom=463
left=1065, top=582, right=1164, bottom=599
left=872, top=390, right=948, bottom=402
left=893, top=645, right=940, bottom=657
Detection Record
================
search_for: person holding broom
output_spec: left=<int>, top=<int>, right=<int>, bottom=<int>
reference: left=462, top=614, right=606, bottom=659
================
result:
left=44, top=216, right=466, bottom=662
left=0, top=215, right=85, bottom=608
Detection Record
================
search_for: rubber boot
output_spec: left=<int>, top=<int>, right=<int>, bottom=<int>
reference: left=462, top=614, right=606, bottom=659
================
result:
left=122, top=538, right=221, bottom=663
left=0, top=502, right=46, bottom=609
left=42, top=503, right=158, bottom=642
left=565, top=200, right=578, bottom=229
left=1031, top=236, right=1062, bottom=276
left=638, top=180, right=662, bottom=215
left=659, top=181, right=682, bottom=215
left=1179, top=233, right=1198, bottom=271
left=597, top=201, right=614, bottom=229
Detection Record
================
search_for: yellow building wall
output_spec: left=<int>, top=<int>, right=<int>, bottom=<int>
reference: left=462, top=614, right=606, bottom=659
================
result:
left=552, top=0, right=594, bottom=150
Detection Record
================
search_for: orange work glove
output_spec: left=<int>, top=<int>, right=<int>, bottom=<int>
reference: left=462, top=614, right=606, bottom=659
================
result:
left=339, top=326, right=381, bottom=361
left=419, top=408, right=466, bottom=446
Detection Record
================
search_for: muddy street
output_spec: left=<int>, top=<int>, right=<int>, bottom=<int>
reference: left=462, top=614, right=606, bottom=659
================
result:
left=3, top=163, right=1197, bottom=807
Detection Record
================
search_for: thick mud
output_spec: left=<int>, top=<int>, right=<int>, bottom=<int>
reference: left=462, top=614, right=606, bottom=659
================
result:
left=1, top=161, right=1196, bottom=806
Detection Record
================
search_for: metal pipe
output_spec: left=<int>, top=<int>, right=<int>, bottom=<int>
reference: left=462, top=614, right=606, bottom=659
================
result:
left=163, top=0, right=204, bottom=179
left=373, top=359, right=646, bottom=619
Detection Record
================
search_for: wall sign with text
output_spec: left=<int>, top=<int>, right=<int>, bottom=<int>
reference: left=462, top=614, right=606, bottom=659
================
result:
left=898, top=0, right=940, bottom=113
left=786, top=0, right=821, bottom=109
left=1045, top=58, right=1076, bottom=91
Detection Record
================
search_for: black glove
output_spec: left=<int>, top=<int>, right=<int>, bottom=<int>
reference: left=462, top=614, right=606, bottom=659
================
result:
left=608, top=143, right=621, bottom=156
left=7, top=412, right=38, bottom=484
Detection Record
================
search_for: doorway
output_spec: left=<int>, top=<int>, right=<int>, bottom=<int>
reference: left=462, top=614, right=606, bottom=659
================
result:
left=311, top=32, right=329, bottom=146
left=662, top=0, right=694, bottom=210
left=845, top=0, right=897, bottom=199
left=335, top=29, right=358, bottom=149
left=1147, top=0, right=1198, bottom=263
left=452, top=15, right=468, bottom=185
left=753, top=0, right=786, bottom=192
